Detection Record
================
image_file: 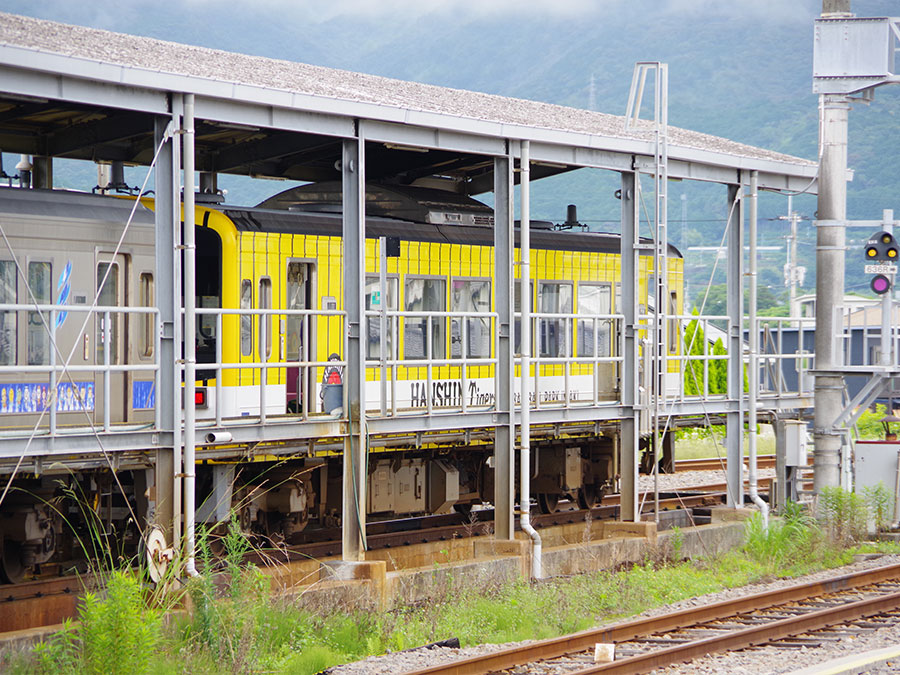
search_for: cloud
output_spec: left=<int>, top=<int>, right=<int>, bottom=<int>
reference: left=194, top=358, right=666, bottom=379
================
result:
left=178, top=0, right=817, bottom=24
left=182, top=0, right=627, bottom=22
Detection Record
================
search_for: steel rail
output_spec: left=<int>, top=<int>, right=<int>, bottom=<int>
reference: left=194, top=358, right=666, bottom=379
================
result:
left=573, top=588, right=900, bottom=674
left=674, top=455, right=775, bottom=472
left=404, top=562, right=900, bottom=675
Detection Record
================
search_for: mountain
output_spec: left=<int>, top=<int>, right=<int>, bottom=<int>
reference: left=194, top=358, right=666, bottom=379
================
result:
left=2, top=0, right=899, bottom=307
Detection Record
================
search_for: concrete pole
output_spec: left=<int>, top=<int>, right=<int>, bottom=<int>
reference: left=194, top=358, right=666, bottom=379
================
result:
left=493, top=153, right=515, bottom=540
left=814, top=0, right=852, bottom=492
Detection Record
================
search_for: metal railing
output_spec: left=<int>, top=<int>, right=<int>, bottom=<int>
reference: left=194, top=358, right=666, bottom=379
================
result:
left=752, top=316, right=816, bottom=398
left=0, top=302, right=823, bottom=439
left=0, top=303, right=160, bottom=434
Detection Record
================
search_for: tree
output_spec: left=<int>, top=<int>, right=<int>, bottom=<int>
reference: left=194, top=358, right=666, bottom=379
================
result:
left=683, top=311, right=728, bottom=396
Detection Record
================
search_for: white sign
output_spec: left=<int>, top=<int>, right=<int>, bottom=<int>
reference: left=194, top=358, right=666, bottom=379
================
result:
left=864, top=264, right=897, bottom=275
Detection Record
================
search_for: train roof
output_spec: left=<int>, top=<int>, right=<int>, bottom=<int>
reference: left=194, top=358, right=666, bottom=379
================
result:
left=248, top=181, right=682, bottom=258
left=0, top=186, right=156, bottom=225
left=0, top=186, right=682, bottom=258
left=223, top=204, right=683, bottom=259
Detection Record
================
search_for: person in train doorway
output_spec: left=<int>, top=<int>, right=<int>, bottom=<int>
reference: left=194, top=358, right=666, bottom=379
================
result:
left=320, top=352, right=344, bottom=414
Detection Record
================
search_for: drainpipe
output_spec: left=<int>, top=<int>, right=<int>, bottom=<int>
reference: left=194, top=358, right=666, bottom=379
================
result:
left=520, top=140, right=543, bottom=578
left=183, top=94, right=199, bottom=577
left=748, top=170, right=769, bottom=527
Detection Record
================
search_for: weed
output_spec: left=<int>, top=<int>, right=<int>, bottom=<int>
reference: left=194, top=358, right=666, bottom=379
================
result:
left=668, top=526, right=684, bottom=561
left=818, top=486, right=869, bottom=546
left=32, top=571, right=161, bottom=675
left=862, top=482, right=894, bottom=532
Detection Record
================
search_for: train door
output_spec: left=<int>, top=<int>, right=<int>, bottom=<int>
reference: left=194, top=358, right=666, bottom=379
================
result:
left=285, top=261, right=314, bottom=413
left=95, top=253, right=127, bottom=423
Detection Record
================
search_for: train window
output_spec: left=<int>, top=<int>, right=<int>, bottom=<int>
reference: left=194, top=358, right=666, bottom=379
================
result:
left=286, top=263, right=308, bottom=361
left=577, top=283, right=612, bottom=357
left=0, top=261, right=15, bottom=365
left=513, top=280, right=534, bottom=357
left=365, top=275, right=398, bottom=360
left=404, top=278, right=445, bottom=360
left=259, top=278, right=272, bottom=359
left=647, top=274, right=657, bottom=310
left=668, top=291, right=678, bottom=353
left=139, top=273, right=153, bottom=358
left=96, top=262, right=119, bottom=364
left=27, top=262, right=51, bottom=365
left=450, top=279, right=490, bottom=359
left=537, top=282, right=572, bottom=358
left=240, top=279, right=252, bottom=356
left=195, top=226, right=221, bottom=378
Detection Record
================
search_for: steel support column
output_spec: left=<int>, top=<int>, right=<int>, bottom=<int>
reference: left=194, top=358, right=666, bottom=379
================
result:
left=341, top=134, right=367, bottom=560
left=153, top=113, right=179, bottom=541
left=32, top=156, right=52, bottom=189
left=493, top=152, right=515, bottom=539
left=726, top=182, right=744, bottom=506
left=619, top=171, right=640, bottom=522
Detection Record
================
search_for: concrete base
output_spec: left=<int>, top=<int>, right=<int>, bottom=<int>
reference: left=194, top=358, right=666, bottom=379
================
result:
left=710, top=506, right=757, bottom=523
left=265, top=519, right=748, bottom=612
left=602, top=520, right=657, bottom=545
left=318, top=560, right=388, bottom=609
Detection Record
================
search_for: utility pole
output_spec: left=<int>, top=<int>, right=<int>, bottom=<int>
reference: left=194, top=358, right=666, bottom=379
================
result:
left=779, top=198, right=802, bottom=317
left=589, top=74, right=596, bottom=112
left=813, top=0, right=852, bottom=492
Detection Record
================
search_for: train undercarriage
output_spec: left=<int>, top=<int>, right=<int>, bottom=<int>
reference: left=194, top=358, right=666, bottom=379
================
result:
left=0, top=434, right=618, bottom=583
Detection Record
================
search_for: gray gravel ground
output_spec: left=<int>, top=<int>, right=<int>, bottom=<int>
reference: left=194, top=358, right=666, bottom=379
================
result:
left=327, top=555, right=900, bottom=675
left=638, top=467, right=775, bottom=493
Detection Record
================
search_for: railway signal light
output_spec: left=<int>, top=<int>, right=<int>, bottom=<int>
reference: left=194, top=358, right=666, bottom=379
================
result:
left=864, top=231, right=899, bottom=261
left=864, top=231, right=898, bottom=295
left=871, top=274, right=891, bottom=295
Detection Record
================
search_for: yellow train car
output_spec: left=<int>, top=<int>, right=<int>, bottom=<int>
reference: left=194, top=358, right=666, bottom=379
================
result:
left=195, top=182, right=685, bottom=418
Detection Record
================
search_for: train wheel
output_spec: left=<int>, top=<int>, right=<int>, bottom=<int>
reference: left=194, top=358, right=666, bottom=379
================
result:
left=0, top=538, right=26, bottom=584
left=577, top=485, right=598, bottom=510
left=537, top=493, right=559, bottom=514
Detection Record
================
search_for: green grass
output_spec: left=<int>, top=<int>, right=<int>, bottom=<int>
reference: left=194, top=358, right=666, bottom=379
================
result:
left=675, top=424, right=776, bottom=460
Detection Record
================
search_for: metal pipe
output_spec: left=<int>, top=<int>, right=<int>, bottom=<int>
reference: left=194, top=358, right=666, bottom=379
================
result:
left=880, top=210, right=893, bottom=368
left=183, top=93, right=199, bottom=577
left=748, top=171, right=769, bottom=527
left=379, top=237, right=388, bottom=417
left=519, top=140, right=542, bottom=579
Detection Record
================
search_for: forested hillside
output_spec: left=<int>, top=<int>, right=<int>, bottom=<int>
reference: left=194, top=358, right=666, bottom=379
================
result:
left=4, top=0, right=900, bottom=308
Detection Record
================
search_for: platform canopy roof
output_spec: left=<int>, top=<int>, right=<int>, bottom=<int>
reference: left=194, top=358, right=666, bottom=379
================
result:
left=0, top=12, right=817, bottom=194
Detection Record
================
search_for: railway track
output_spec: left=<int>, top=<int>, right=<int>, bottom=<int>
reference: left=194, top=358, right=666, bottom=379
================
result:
left=405, top=562, right=900, bottom=675
left=673, top=454, right=775, bottom=472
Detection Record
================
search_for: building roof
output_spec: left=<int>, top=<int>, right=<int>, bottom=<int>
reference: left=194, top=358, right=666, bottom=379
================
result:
left=0, top=12, right=818, bottom=192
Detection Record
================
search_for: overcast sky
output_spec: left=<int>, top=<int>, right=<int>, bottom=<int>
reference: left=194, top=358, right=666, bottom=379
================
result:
left=3, top=0, right=824, bottom=29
